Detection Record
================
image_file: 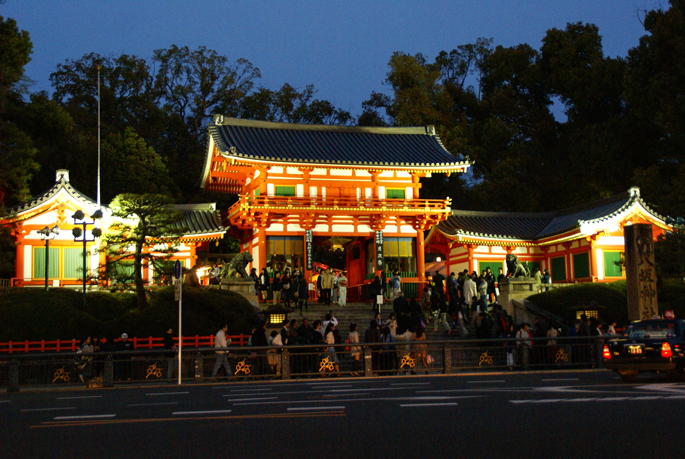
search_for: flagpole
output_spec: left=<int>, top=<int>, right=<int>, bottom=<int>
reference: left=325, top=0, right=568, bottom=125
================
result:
left=96, top=64, right=101, bottom=210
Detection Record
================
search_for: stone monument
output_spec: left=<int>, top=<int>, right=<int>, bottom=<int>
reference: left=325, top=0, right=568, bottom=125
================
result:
left=624, top=223, right=658, bottom=321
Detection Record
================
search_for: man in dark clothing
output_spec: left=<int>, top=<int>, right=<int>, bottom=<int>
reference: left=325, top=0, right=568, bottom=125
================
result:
left=164, top=328, right=177, bottom=381
left=365, top=320, right=382, bottom=372
left=393, top=291, right=410, bottom=331
left=251, top=321, right=268, bottom=375
left=297, top=318, right=314, bottom=344
left=447, top=272, right=458, bottom=303
left=116, top=333, right=134, bottom=380
left=432, top=271, right=446, bottom=300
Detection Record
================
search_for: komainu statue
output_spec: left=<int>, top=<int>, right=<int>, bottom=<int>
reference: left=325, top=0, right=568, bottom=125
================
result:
left=222, top=252, right=253, bottom=279
left=505, top=253, right=530, bottom=278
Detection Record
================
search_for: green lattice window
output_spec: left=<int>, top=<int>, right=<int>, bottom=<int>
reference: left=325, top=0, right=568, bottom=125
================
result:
left=478, top=261, right=503, bottom=276
left=275, top=186, right=296, bottom=197
left=551, top=256, right=566, bottom=282
left=573, top=253, right=590, bottom=279
left=386, top=188, right=405, bottom=199
left=34, top=247, right=60, bottom=279
left=63, top=248, right=88, bottom=278
left=603, top=251, right=623, bottom=278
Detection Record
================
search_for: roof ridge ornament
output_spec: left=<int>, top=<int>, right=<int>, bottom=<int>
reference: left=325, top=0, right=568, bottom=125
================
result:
left=56, top=169, right=70, bottom=183
left=426, top=125, right=436, bottom=136
left=628, top=186, right=640, bottom=199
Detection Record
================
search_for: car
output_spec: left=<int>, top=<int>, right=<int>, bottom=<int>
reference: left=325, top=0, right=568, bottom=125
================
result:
left=603, top=319, right=685, bottom=382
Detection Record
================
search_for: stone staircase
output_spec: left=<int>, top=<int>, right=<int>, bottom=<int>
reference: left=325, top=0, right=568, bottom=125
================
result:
left=286, top=299, right=479, bottom=340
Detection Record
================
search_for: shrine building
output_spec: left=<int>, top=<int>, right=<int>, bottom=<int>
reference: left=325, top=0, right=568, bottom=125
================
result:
left=4, top=170, right=225, bottom=288
left=200, top=116, right=471, bottom=300
left=425, top=188, right=669, bottom=283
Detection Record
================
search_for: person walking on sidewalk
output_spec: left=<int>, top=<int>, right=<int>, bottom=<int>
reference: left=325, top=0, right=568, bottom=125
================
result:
left=164, top=328, right=178, bottom=381
left=211, top=324, right=233, bottom=381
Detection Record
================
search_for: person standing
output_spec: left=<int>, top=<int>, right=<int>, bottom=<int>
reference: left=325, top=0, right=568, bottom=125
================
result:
left=321, top=268, right=334, bottom=306
left=297, top=277, right=309, bottom=314
left=259, top=268, right=270, bottom=303
left=250, top=268, right=259, bottom=296
left=272, top=270, right=282, bottom=306
left=117, top=333, right=134, bottom=381
left=447, top=272, right=458, bottom=303
left=280, top=268, right=292, bottom=307
left=390, top=270, right=402, bottom=300
left=463, top=274, right=477, bottom=312
left=211, top=324, right=233, bottom=382
left=250, top=321, right=268, bottom=376
left=76, top=336, right=94, bottom=384
left=433, top=299, right=452, bottom=334
left=347, top=323, right=361, bottom=376
left=164, top=328, right=177, bottom=381
left=338, top=271, right=348, bottom=307
left=432, top=270, right=445, bottom=301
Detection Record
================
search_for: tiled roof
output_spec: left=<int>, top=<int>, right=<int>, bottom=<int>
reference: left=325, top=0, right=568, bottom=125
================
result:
left=436, top=188, right=665, bottom=242
left=207, top=116, right=470, bottom=170
left=171, top=203, right=226, bottom=238
left=6, top=169, right=97, bottom=217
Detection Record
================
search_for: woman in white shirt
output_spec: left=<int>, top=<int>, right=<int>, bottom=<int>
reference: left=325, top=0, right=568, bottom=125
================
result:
left=325, top=323, right=340, bottom=375
left=347, top=323, right=361, bottom=376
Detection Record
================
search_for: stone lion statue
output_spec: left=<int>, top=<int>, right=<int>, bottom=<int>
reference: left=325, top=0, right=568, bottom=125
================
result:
left=505, top=253, right=530, bottom=278
left=221, top=252, right=253, bottom=279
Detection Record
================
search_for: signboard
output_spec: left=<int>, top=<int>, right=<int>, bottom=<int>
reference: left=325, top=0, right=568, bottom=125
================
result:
left=174, top=260, right=182, bottom=301
left=665, top=310, right=675, bottom=319
left=375, top=231, right=384, bottom=270
left=305, top=230, right=313, bottom=270
left=174, top=260, right=182, bottom=279
left=625, top=224, right=658, bottom=321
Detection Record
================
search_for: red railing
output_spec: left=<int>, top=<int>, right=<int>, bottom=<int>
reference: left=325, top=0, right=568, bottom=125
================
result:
left=0, top=334, right=251, bottom=354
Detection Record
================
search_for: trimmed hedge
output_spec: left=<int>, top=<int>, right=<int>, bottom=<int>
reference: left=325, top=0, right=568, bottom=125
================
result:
left=527, top=280, right=685, bottom=325
left=0, top=287, right=260, bottom=342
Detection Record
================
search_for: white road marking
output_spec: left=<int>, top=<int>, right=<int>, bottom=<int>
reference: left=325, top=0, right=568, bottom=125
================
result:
left=54, top=414, right=115, bottom=420
left=467, top=380, right=505, bottom=384
left=234, top=395, right=478, bottom=406
left=541, top=378, right=579, bottom=382
left=230, top=388, right=273, bottom=392
left=21, top=407, right=76, bottom=412
left=128, top=402, right=179, bottom=407
left=173, top=410, right=232, bottom=415
left=224, top=397, right=278, bottom=402
left=390, top=382, right=431, bottom=386
left=631, top=396, right=663, bottom=400
left=287, top=406, right=344, bottom=411
left=665, top=395, right=685, bottom=399
left=509, top=396, right=685, bottom=403
left=0, top=400, right=12, bottom=403
left=400, top=403, right=458, bottom=407
left=329, top=387, right=413, bottom=393
left=56, top=396, right=103, bottom=400
left=146, top=392, right=189, bottom=396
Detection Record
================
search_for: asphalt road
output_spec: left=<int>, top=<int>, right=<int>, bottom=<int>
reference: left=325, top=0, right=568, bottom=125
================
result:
left=2, top=370, right=684, bottom=458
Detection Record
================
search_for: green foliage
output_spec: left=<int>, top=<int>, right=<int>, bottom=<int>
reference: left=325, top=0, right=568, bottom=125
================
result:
left=0, top=287, right=260, bottom=341
left=103, top=193, right=186, bottom=308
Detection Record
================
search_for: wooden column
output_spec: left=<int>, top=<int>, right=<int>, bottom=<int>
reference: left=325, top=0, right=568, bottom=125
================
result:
left=14, top=232, right=24, bottom=284
left=258, top=225, right=267, bottom=272
left=417, top=229, right=426, bottom=285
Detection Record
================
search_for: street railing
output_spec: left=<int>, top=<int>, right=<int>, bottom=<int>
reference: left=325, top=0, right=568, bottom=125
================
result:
left=0, top=336, right=607, bottom=391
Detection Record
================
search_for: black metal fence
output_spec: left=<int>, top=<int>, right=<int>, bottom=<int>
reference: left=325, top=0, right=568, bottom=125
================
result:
left=0, top=336, right=606, bottom=391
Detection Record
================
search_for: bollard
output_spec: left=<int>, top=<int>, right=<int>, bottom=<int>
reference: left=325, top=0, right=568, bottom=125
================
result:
left=363, top=347, right=373, bottom=377
left=7, top=361, right=19, bottom=393
left=281, top=350, right=290, bottom=380
left=103, top=356, right=114, bottom=387
left=442, top=345, right=452, bottom=374
left=194, top=352, right=203, bottom=382
left=521, top=345, right=530, bottom=371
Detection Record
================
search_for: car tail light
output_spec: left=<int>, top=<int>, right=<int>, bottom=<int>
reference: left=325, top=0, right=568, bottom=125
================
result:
left=603, top=345, right=611, bottom=360
left=661, top=342, right=673, bottom=358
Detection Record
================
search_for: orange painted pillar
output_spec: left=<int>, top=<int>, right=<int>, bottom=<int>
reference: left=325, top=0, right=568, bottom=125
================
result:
left=258, top=226, right=267, bottom=272
left=417, top=229, right=426, bottom=298
left=15, top=233, right=25, bottom=283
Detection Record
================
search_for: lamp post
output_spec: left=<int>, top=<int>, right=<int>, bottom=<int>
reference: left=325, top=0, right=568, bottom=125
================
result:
left=36, top=225, right=59, bottom=291
left=665, top=216, right=685, bottom=284
left=72, top=209, right=103, bottom=306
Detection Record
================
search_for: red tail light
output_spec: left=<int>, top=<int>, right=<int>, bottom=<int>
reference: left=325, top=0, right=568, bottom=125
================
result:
left=661, top=342, right=673, bottom=358
left=603, top=345, right=611, bottom=360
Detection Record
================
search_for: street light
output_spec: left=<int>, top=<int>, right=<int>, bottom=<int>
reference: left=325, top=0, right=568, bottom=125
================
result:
left=72, top=209, right=103, bottom=306
left=36, top=225, right=59, bottom=291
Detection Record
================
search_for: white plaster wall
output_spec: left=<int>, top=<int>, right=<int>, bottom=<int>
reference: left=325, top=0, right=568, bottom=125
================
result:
left=355, top=170, right=371, bottom=177
left=252, top=245, right=260, bottom=271
left=313, top=224, right=329, bottom=232
left=332, top=224, right=355, bottom=233
left=596, top=236, right=624, bottom=246
left=309, top=186, right=317, bottom=198
left=330, top=169, right=353, bottom=177
left=23, top=244, right=31, bottom=279
left=379, top=186, right=386, bottom=198
left=269, top=167, right=284, bottom=175
left=384, top=224, right=398, bottom=233
left=267, top=224, right=284, bottom=232
left=490, top=247, right=508, bottom=254
left=596, top=248, right=604, bottom=280
left=379, top=171, right=394, bottom=178
left=267, top=183, right=275, bottom=196
left=358, top=224, right=371, bottom=233
left=286, top=224, right=302, bottom=232
left=286, top=167, right=300, bottom=175
left=406, top=188, right=413, bottom=199
left=296, top=184, right=304, bottom=197
left=400, top=225, right=415, bottom=234
left=365, top=188, right=372, bottom=199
